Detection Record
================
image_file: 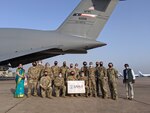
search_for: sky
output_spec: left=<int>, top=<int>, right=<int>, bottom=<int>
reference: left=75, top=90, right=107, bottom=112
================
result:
left=0, top=0, right=150, bottom=73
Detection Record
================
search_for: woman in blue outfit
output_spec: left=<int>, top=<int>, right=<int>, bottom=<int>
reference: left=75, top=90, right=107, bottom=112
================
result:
left=14, top=64, right=25, bottom=98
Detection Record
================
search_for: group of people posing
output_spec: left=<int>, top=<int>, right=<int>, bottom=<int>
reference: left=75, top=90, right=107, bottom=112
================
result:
left=14, top=61, right=136, bottom=101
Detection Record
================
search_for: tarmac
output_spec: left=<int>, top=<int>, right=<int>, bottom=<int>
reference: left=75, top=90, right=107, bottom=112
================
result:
left=0, top=77, right=150, bottom=113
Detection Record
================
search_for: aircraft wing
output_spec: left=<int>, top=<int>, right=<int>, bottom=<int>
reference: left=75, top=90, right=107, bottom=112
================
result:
left=0, top=45, right=62, bottom=67
left=0, top=44, right=87, bottom=68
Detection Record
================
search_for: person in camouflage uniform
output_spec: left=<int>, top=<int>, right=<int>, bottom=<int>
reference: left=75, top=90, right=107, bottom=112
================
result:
left=54, top=72, right=66, bottom=97
left=51, top=61, right=60, bottom=78
left=36, top=60, right=44, bottom=96
left=67, top=64, right=76, bottom=81
left=97, top=61, right=108, bottom=99
left=60, top=61, right=69, bottom=82
left=74, top=63, right=80, bottom=97
left=81, top=61, right=89, bottom=92
left=40, top=70, right=52, bottom=99
left=88, top=62, right=97, bottom=97
left=51, top=61, right=60, bottom=95
left=79, top=71, right=89, bottom=97
left=74, top=63, right=80, bottom=80
left=107, top=62, right=118, bottom=100
left=27, top=62, right=40, bottom=97
left=42, top=63, right=53, bottom=80
left=95, top=61, right=100, bottom=96
left=36, top=60, right=44, bottom=80
left=67, top=64, right=77, bottom=97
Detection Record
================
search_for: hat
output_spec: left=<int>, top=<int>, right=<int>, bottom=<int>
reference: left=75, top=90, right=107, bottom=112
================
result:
left=83, top=61, right=87, bottom=65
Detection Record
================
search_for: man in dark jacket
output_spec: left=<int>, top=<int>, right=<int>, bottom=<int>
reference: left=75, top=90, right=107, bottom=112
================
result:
left=123, top=64, right=136, bottom=100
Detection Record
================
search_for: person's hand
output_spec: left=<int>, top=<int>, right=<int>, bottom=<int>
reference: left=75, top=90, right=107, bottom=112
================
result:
left=132, top=80, right=135, bottom=83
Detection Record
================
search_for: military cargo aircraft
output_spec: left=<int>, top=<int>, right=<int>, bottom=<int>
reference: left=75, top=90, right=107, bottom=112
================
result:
left=119, top=72, right=140, bottom=78
left=0, top=0, right=120, bottom=70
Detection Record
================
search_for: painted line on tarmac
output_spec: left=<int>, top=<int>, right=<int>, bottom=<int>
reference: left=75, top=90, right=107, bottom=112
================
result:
left=5, top=97, right=27, bottom=113
left=133, top=99, right=150, bottom=106
left=119, top=94, right=150, bottom=106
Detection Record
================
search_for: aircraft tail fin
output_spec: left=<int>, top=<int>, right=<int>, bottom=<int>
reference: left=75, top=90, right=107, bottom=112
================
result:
left=57, top=0, right=119, bottom=40
left=139, top=71, right=142, bottom=74
left=139, top=71, right=143, bottom=76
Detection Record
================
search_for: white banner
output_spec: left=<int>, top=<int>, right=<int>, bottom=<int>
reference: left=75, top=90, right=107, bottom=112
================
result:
left=67, top=81, right=85, bottom=94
